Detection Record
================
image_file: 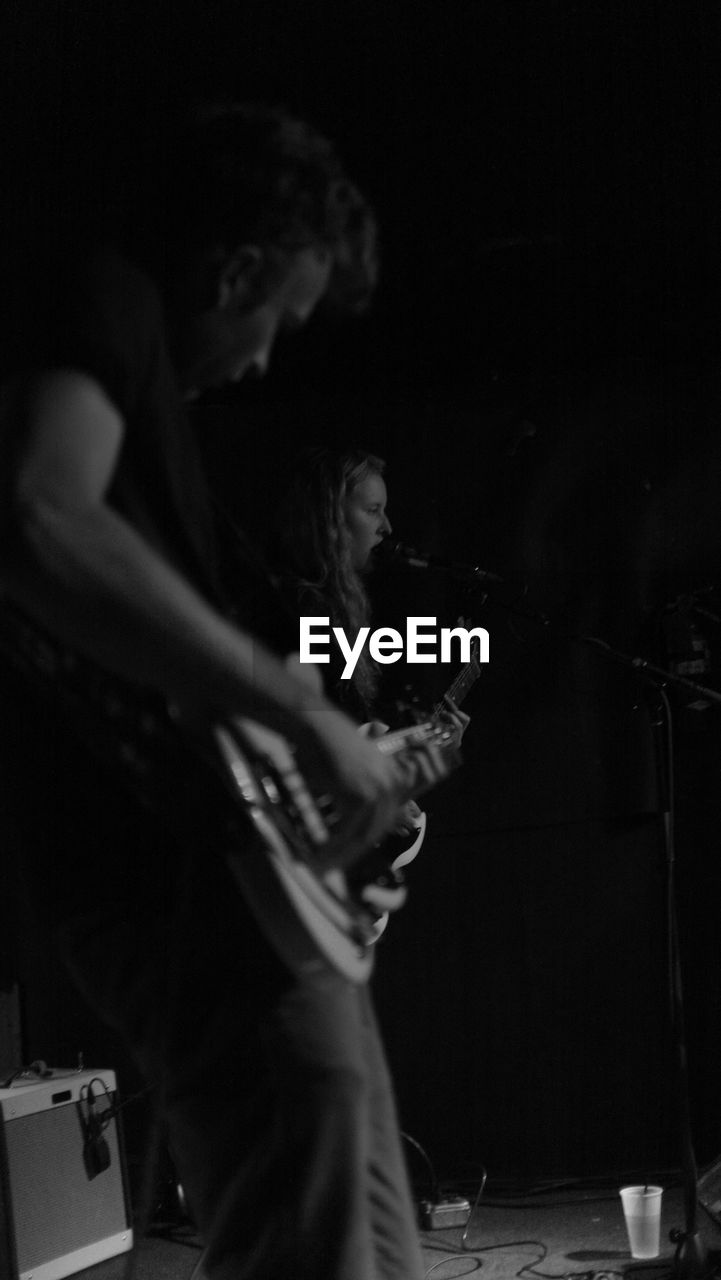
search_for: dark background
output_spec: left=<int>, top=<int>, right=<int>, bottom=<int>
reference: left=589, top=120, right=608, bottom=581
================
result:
left=3, top=0, right=721, bottom=1185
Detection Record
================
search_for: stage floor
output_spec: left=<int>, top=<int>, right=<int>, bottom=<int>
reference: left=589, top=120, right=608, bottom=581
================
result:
left=68, top=1180, right=721, bottom=1280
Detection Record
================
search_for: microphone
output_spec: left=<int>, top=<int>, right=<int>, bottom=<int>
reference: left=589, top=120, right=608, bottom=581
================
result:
left=381, top=540, right=504, bottom=584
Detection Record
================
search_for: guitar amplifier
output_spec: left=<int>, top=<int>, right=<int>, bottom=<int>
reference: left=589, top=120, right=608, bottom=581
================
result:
left=0, top=1068, right=133, bottom=1280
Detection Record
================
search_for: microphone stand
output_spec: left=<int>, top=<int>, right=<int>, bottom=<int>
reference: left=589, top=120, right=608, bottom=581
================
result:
left=443, top=568, right=719, bottom=1276
left=398, top=559, right=719, bottom=1268
left=577, top=638, right=720, bottom=1280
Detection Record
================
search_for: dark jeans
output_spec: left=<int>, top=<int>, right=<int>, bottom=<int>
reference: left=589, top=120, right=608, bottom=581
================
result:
left=4, top=684, right=423, bottom=1279
left=58, top=835, right=424, bottom=1280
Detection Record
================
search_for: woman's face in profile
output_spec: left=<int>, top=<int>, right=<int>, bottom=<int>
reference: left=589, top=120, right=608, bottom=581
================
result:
left=343, top=472, right=392, bottom=570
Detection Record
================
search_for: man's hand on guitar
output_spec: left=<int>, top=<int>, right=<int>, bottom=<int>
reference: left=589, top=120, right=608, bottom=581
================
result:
left=297, top=703, right=449, bottom=871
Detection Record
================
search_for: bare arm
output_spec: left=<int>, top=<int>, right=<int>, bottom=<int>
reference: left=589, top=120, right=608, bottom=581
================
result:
left=1, top=372, right=319, bottom=727
left=0, top=371, right=447, bottom=862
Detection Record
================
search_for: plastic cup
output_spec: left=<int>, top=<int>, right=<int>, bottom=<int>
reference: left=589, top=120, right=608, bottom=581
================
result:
left=619, top=1185, right=663, bottom=1259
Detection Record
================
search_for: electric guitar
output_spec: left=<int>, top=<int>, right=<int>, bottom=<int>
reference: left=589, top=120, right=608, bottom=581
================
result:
left=351, top=633, right=484, bottom=942
left=0, top=607, right=460, bottom=984
left=214, top=704, right=457, bottom=982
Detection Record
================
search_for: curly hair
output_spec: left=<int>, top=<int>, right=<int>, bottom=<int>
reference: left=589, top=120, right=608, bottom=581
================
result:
left=174, top=103, right=379, bottom=315
left=274, top=447, right=386, bottom=716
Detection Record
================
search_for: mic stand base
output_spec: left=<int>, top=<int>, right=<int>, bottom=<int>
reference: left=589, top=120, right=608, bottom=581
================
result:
left=671, top=1227, right=718, bottom=1280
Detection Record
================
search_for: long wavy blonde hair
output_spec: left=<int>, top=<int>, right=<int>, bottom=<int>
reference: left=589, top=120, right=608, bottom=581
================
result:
left=274, top=447, right=386, bottom=714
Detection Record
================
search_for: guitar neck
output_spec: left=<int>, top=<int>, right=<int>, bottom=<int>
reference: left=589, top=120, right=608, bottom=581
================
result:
left=432, top=649, right=482, bottom=717
left=366, top=637, right=483, bottom=757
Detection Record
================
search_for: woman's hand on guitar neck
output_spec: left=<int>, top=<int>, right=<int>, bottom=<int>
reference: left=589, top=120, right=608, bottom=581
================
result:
left=295, top=702, right=448, bottom=871
left=438, top=695, right=470, bottom=750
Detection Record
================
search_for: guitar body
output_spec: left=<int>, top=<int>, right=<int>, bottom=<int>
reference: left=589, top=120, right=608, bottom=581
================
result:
left=214, top=719, right=378, bottom=983
left=244, top=636, right=485, bottom=963
left=377, top=811, right=427, bottom=873
left=213, top=703, right=454, bottom=981
left=344, top=635, right=484, bottom=943
left=0, top=612, right=466, bottom=986
left=350, top=810, right=427, bottom=944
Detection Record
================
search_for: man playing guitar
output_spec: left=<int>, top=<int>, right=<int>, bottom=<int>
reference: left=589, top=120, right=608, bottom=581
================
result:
left=0, top=105, right=451, bottom=1280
